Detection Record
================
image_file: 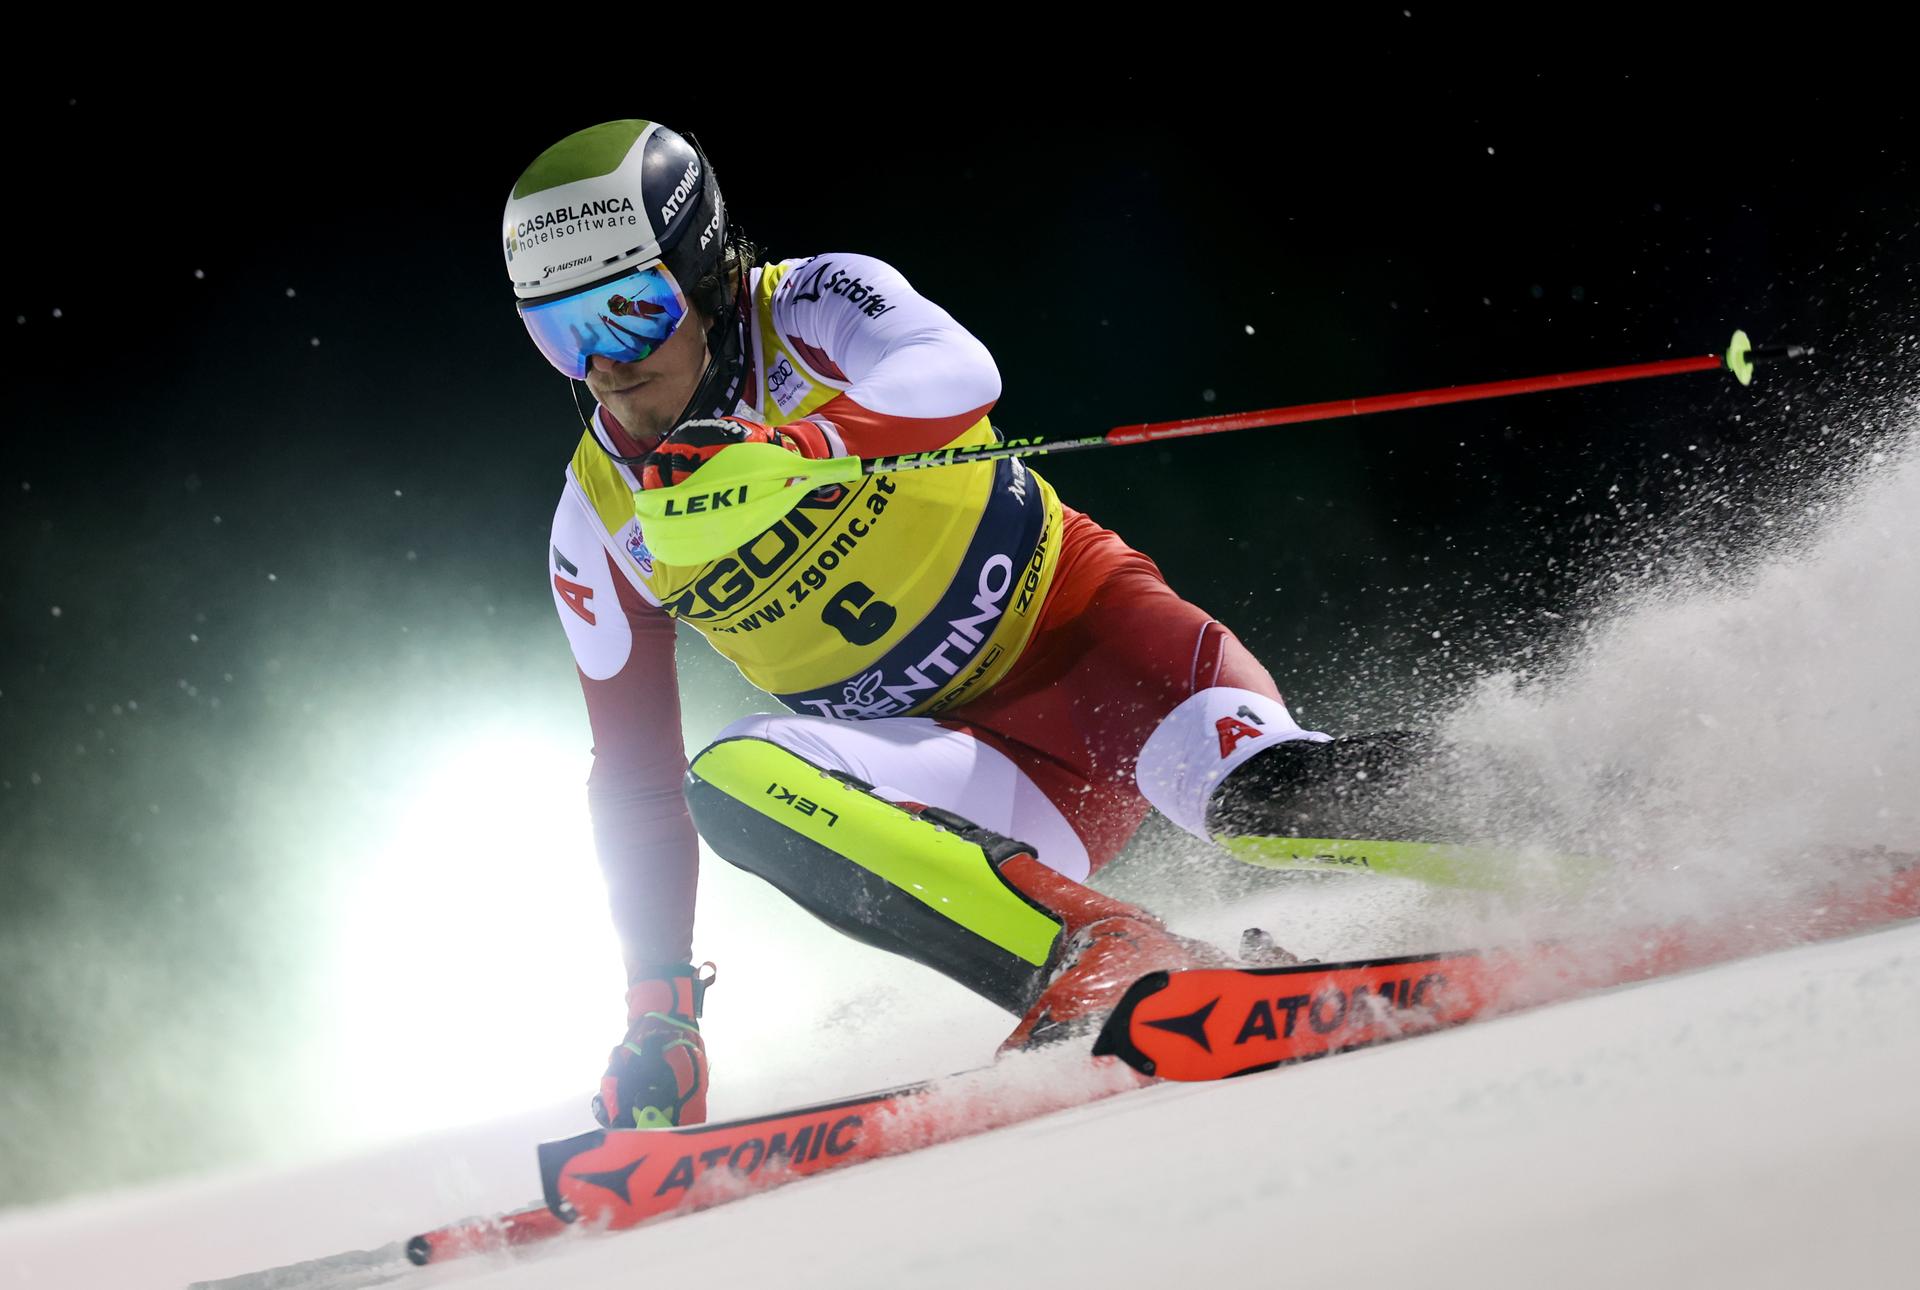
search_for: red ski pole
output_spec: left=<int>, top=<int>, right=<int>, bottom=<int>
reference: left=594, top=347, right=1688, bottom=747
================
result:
left=1105, top=331, right=1806, bottom=446
left=635, top=329, right=1810, bottom=564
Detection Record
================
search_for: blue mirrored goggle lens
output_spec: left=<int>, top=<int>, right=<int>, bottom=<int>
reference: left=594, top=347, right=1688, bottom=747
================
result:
left=517, top=264, right=690, bottom=380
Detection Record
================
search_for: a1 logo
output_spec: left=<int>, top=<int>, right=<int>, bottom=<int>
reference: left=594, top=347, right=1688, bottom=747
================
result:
left=1215, top=705, right=1266, bottom=758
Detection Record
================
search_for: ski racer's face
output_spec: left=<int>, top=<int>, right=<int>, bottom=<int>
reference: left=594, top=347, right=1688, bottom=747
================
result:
left=584, top=305, right=711, bottom=449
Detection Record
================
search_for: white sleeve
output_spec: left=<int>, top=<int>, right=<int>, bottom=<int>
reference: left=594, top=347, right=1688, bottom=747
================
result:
left=770, top=252, right=1000, bottom=424
left=549, top=489, right=635, bottom=682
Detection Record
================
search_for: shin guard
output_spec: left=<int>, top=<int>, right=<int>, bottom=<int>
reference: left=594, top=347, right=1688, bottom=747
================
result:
left=685, top=737, right=1066, bottom=1014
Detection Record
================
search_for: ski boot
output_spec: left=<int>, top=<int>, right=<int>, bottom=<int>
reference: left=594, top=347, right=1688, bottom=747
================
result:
left=998, top=854, right=1236, bottom=1052
left=1205, top=729, right=1447, bottom=841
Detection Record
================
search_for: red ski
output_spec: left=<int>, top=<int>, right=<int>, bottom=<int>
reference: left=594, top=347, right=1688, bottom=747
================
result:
left=530, top=1055, right=1146, bottom=1233
left=395, top=1053, right=1147, bottom=1268
left=1095, top=861, right=1920, bottom=1081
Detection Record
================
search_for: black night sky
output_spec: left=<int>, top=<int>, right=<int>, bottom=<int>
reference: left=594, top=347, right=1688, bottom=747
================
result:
left=3, top=47, right=1916, bottom=1205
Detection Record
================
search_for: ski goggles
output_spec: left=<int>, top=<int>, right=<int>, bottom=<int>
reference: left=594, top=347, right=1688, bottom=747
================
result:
left=517, top=262, right=692, bottom=380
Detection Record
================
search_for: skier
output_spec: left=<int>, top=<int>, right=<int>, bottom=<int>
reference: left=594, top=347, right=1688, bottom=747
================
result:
left=504, top=120, right=1419, bottom=1130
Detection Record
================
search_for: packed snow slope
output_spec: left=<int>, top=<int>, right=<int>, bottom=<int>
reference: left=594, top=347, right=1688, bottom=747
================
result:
left=3, top=910, right=1918, bottom=1290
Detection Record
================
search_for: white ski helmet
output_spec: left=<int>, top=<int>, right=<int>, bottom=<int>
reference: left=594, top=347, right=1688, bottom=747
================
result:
left=502, top=119, right=726, bottom=305
left=504, top=119, right=751, bottom=461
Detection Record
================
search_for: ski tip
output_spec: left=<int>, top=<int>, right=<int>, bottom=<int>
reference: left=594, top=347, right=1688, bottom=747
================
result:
left=1726, top=329, right=1755, bottom=386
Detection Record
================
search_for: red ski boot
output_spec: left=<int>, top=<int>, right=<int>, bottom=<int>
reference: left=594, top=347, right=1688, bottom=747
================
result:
left=998, top=854, right=1232, bottom=1052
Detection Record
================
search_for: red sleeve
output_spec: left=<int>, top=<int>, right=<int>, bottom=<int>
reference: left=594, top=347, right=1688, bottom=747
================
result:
left=579, top=551, right=700, bottom=978
left=793, top=392, right=996, bottom=458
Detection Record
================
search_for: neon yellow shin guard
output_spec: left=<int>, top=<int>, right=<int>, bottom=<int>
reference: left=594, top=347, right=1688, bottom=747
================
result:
left=684, top=738, right=1064, bottom=1013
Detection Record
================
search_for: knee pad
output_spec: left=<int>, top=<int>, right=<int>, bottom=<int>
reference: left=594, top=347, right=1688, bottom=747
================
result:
left=1134, top=686, right=1328, bottom=838
left=684, top=736, right=1063, bottom=1014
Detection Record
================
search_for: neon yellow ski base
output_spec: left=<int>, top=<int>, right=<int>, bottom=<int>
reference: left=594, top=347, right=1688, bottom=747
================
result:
left=1218, top=836, right=1603, bottom=891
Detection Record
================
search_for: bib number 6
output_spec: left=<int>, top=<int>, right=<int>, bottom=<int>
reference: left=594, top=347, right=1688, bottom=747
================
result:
left=820, top=582, right=897, bottom=647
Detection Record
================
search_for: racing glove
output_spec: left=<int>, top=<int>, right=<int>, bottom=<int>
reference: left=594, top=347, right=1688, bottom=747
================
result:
left=592, top=963, right=715, bottom=1129
left=640, top=415, right=836, bottom=491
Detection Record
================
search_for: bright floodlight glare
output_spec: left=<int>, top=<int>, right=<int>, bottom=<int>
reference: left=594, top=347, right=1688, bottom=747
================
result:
left=331, top=728, right=620, bottom=1139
